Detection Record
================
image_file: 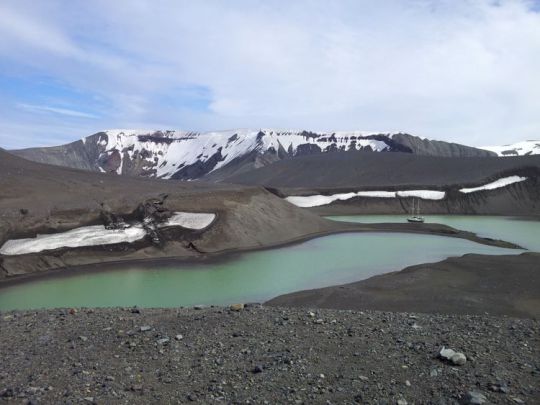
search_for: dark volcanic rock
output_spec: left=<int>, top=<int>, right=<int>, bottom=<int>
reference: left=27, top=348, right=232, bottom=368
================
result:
left=0, top=307, right=537, bottom=404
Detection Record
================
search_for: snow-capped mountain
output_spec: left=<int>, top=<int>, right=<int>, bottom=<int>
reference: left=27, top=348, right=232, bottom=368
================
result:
left=12, top=129, right=496, bottom=180
left=481, top=140, right=540, bottom=156
left=93, top=129, right=408, bottom=179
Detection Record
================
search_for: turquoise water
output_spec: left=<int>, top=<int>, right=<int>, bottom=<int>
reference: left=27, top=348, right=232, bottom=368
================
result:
left=327, top=215, right=540, bottom=252
left=1, top=216, right=534, bottom=310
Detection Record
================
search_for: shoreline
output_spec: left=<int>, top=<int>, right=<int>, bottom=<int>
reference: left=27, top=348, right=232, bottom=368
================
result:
left=0, top=221, right=522, bottom=289
left=266, top=252, right=540, bottom=319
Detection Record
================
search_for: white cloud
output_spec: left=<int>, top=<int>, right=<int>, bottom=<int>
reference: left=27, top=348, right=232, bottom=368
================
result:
left=0, top=0, right=539, bottom=148
left=17, top=103, right=99, bottom=119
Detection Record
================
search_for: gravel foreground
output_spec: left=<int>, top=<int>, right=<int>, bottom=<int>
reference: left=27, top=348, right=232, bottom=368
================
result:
left=0, top=307, right=538, bottom=404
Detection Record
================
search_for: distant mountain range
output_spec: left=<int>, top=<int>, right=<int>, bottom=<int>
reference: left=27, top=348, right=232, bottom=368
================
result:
left=11, top=129, right=538, bottom=181
left=481, top=140, right=540, bottom=157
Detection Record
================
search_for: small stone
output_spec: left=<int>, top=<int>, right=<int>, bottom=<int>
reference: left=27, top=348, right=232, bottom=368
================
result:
left=397, top=400, right=408, bottom=405
left=314, top=319, right=324, bottom=324
left=405, top=380, right=411, bottom=387
left=411, top=323, right=422, bottom=330
left=463, top=391, right=487, bottom=405
left=252, top=365, right=264, bottom=373
left=78, top=336, right=88, bottom=342
left=307, top=311, right=316, bottom=317
left=130, top=307, right=141, bottom=314
left=139, top=325, right=151, bottom=332
left=439, top=347, right=456, bottom=360
left=194, top=305, right=205, bottom=310
left=489, top=383, right=508, bottom=393
left=439, top=347, right=466, bottom=365
left=0, top=388, right=14, bottom=398
left=105, top=376, right=115, bottom=381
left=510, top=398, right=524, bottom=404
left=157, top=337, right=170, bottom=345
left=131, top=384, right=143, bottom=391
left=359, top=375, right=369, bottom=381
left=450, top=352, right=467, bottom=366
left=83, top=397, right=94, bottom=403
left=69, top=308, right=77, bottom=315
left=229, top=303, right=245, bottom=311
left=175, top=334, right=183, bottom=340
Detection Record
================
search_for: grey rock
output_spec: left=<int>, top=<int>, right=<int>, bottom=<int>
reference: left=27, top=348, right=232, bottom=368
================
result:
left=462, top=391, right=487, bottom=404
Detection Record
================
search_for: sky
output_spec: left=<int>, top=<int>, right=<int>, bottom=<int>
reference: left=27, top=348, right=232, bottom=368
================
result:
left=0, top=0, right=539, bottom=149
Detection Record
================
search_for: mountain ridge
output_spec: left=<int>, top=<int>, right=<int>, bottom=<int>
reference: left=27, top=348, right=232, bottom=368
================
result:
left=11, top=129, right=497, bottom=181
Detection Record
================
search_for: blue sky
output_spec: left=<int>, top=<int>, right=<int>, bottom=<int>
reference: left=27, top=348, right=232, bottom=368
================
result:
left=0, top=0, right=539, bottom=149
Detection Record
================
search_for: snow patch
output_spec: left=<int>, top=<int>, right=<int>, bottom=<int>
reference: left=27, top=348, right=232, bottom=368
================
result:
left=356, top=191, right=396, bottom=198
left=481, top=140, right=540, bottom=156
left=0, top=225, right=146, bottom=256
left=396, top=190, right=446, bottom=200
left=162, top=212, right=216, bottom=229
left=286, top=189, right=446, bottom=208
left=459, top=176, right=527, bottom=194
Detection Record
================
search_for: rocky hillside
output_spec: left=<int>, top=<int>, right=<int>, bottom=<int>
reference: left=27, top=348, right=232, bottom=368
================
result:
left=11, top=129, right=495, bottom=180
left=223, top=151, right=540, bottom=189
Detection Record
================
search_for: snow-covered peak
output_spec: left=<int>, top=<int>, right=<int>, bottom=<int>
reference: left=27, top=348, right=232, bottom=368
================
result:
left=91, top=128, right=399, bottom=179
left=480, top=140, right=540, bottom=156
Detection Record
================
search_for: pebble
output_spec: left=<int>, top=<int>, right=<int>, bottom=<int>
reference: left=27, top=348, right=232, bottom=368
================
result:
left=230, top=303, right=245, bottom=311
left=438, top=347, right=467, bottom=366
left=450, top=352, right=467, bottom=366
left=463, top=391, right=487, bottom=404
left=139, top=325, right=152, bottom=332
left=489, top=382, right=508, bottom=393
left=175, top=334, right=183, bottom=340
left=157, top=337, right=170, bottom=345
left=397, top=400, right=408, bottom=405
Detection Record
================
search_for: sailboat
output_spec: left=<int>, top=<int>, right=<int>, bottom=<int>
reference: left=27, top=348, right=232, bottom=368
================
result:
left=407, top=198, right=425, bottom=223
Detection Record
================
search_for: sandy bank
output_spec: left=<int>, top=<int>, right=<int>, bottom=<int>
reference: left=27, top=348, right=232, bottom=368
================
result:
left=267, top=253, right=540, bottom=319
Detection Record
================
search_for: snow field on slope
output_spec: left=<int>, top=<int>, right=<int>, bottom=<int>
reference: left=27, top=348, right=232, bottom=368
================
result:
left=459, top=176, right=527, bottom=193
left=286, top=190, right=446, bottom=208
left=0, top=212, right=216, bottom=256
left=0, top=225, right=147, bottom=256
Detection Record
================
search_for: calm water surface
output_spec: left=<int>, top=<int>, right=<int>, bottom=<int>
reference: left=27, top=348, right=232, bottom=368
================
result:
left=2, top=215, right=536, bottom=310
left=328, top=215, right=540, bottom=251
